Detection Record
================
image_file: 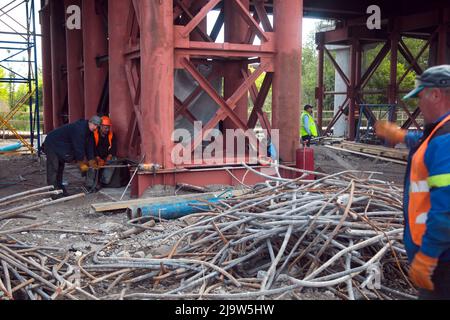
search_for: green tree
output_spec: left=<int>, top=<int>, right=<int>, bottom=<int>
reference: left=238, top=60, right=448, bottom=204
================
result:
left=0, top=68, right=8, bottom=104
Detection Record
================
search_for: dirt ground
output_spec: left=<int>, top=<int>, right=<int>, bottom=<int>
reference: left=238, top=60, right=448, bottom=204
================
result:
left=0, top=146, right=409, bottom=300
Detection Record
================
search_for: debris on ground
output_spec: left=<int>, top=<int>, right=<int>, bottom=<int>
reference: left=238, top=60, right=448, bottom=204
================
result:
left=0, top=161, right=417, bottom=300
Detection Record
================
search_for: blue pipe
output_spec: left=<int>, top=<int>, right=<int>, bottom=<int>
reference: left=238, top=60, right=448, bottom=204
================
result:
left=0, top=143, right=22, bottom=152
left=128, top=197, right=223, bottom=220
left=141, top=199, right=220, bottom=220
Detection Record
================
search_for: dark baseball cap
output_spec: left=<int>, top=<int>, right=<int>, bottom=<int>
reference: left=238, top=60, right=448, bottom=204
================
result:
left=403, top=65, right=450, bottom=100
left=89, top=116, right=102, bottom=126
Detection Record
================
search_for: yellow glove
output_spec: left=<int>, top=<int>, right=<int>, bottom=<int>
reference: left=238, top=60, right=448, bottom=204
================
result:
left=375, top=121, right=407, bottom=144
left=409, top=251, right=438, bottom=291
left=88, top=159, right=99, bottom=170
left=78, top=161, right=89, bottom=173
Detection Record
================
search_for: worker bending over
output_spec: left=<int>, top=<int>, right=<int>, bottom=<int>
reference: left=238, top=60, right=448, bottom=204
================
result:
left=376, top=65, right=450, bottom=300
left=42, top=116, right=101, bottom=197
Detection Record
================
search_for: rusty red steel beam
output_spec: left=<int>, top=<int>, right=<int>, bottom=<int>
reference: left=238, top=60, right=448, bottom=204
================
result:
left=244, top=10, right=260, bottom=45
left=254, top=0, right=273, bottom=32
left=175, top=96, right=198, bottom=123
left=323, top=96, right=350, bottom=136
left=210, top=7, right=224, bottom=42
left=397, top=34, right=436, bottom=86
left=174, top=0, right=194, bottom=20
left=324, top=47, right=350, bottom=87
left=241, top=68, right=259, bottom=103
left=39, top=3, right=53, bottom=132
left=175, top=0, right=213, bottom=42
left=181, top=58, right=251, bottom=131
left=248, top=72, right=273, bottom=129
left=233, top=0, right=268, bottom=42
left=175, top=40, right=275, bottom=57
left=257, top=111, right=272, bottom=135
left=182, top=0, right=221, bottom=38
left=182, top=58, right=267, bottom=152
left=126, top=2, right=140, bottom=44
left=399, top=101, right=421, bottom=130
left=132, top=0, right=141, bottom=25
left=317, top=42, right=324, bottom=129
left=398, top=41, right=423, bottom=75
left=175, top=72, right=218, bottom=119
left=358, top=41, right=390, bottom=90
left=401, top=107, right=422, bottom=130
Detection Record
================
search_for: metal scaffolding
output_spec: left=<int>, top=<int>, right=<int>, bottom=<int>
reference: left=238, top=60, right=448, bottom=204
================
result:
left=0, top=0, right=40, bottom=153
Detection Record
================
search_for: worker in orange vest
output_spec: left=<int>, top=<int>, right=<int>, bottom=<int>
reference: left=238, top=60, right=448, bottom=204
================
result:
left=86, top=116, right=118, bottom=191
left=376, top=65, right=450, bottom=300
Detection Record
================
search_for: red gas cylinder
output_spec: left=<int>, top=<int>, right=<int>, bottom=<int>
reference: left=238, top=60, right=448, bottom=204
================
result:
left=296, top=147, right=315, bottom=180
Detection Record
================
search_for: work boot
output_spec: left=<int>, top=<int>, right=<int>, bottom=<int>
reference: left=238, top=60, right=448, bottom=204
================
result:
left=61, top=186, right=70, bottom=197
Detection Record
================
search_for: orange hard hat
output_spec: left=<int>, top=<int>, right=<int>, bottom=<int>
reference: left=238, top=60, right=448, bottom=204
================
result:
left=101, top=116, right=112, bottom=126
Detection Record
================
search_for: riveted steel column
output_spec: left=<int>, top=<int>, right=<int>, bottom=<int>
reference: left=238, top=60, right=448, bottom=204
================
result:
left=40, top=1, right=53, bottom=132
left=140, top=0, right=174, bottom=168
left=223, top=0, right=249, bottom=130
left=82, top=0, right=108, bottom=119
left=348, top=39, right=358, bottom=141
left=109, top=0, right=133, bottom=157
left=50, top=0, right=67, bottom=128
left=273, top=0, right=302, bottom=162
left=389, top=29, right=399, bottom=122
left=65, top=0, right=84, bottom=122
left=317, top=40, right=324, bottom=129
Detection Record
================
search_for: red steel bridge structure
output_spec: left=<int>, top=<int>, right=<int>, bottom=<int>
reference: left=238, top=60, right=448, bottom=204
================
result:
left=39, top=0, right=450, bottom=197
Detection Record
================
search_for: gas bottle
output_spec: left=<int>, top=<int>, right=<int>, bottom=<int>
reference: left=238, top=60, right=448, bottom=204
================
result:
left=296, top=147, right=315, bottom=180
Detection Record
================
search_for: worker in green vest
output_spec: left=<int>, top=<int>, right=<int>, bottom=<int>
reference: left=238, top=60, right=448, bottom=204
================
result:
left=300, top=105, right=319, bottom=147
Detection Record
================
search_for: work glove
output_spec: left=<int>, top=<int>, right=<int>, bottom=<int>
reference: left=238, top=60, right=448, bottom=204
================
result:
left=375, top=121, right=407, bottom=144
left=409, top=251, right=438, bottom=291
left=88, top=159, right=99, bottom=170
left=96, top=157, right=106, bottom=168
left=78, top=161, right=89, bottom=173
left=106, top=154, right=113, bottom=161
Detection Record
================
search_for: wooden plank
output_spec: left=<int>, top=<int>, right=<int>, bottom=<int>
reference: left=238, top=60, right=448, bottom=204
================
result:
left=325, top=145, right=407, bottom=165
left=91, top=190, right=244, bottom=213
left=341, top=142, right=408, bottom=161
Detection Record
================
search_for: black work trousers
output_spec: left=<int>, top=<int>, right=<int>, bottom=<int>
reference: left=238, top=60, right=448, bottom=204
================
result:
left=45, top=147, right=66, bottom=192
left=419, top=261, right=450, bottom=300
left=302, top=135, right=312, bottom=147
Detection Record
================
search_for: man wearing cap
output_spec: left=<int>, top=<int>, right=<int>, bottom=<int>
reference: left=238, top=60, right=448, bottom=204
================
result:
left=300, top=105, right=319, bottom=147
left=86, top=116, right=118, bottom=190
left=376, top=65, right=450, bottom=300
left=42, top=116, right=101, bottom=196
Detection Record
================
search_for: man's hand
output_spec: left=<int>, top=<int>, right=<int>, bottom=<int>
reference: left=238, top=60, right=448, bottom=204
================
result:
left=78, top=161, right=89, bottom=173
left=375, top=121, right=407, bottom=144
left=409, top=251, right=438, bottom=291
left=96, top=157, right=106, bottom=168
left=88, top=159, right=99, bottom=170
left=106, top=154, right=113, bottom=162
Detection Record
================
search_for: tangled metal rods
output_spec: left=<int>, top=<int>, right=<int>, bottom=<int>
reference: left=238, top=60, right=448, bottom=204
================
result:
left=78, top=167, right=416, bottom=301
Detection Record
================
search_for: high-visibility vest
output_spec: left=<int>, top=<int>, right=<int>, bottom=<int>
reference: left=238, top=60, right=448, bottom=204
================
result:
left=409, top=114, right=450, bottom=245
left=300, top=112, right=318, bottom=137
left=94, top=130, right=113, bottom=151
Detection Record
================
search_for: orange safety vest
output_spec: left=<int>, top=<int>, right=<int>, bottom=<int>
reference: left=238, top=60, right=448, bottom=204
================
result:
left=408, top=114, right=450, bottom=246
left=94, top=130, right=113, bottom=151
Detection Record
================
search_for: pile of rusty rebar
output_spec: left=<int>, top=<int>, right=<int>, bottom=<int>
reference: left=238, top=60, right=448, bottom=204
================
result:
left=0, top=169, right=417, bottom=300
left=0, top=187, right=89, bottom=300
left=75, top=168, right=416, bottom=300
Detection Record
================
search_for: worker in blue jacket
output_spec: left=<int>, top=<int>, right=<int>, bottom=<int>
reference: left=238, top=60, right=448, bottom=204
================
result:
left=376, top=65, right=450, bottom=300
left=42, top=116, right=101, bottom=197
